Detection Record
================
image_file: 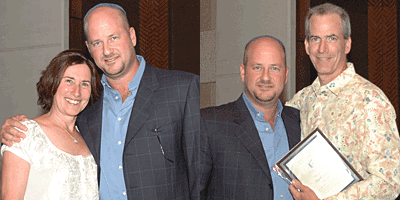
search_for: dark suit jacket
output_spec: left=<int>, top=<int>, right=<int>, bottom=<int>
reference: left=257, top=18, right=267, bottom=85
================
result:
left=76, top=63, right=200, bottom=200
left=199, top=95, right=300, bottom=200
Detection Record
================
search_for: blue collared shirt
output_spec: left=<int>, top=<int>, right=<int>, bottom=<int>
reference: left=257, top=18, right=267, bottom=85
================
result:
left=243, top=93, right=293, bottom=200
left=99, top=55, right=146, bottom=200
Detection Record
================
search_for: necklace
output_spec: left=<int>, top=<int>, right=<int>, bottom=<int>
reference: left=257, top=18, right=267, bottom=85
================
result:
left=48, top=113, right=78, bottom=143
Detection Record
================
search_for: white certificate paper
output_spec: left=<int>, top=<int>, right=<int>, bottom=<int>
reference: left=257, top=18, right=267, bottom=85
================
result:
left=274, top=128, right=363, bottom=199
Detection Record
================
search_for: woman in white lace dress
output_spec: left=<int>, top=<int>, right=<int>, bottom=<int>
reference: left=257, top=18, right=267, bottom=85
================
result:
left=1, top=49, right=102, bottom=200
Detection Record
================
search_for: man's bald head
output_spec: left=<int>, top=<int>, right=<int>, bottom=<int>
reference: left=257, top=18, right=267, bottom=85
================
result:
left=83, top=3, right=130, bottom=41
left=243, top=35, right=286, bottom=67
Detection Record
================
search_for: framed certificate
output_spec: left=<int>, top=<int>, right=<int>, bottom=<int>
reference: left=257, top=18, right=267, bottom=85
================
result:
left=273, top=128, right=363, bottom=199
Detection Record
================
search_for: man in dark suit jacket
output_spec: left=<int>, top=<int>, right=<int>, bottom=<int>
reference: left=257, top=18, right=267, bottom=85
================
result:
left=76, top=64, right=199, bottom=199
left=0, top=3, right=199, bottom=200
left=198, top=36, right=300, bottom=199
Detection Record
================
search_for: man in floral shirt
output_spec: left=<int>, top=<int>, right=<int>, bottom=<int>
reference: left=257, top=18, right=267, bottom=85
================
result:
left=287, top=2, right=400, bottom=200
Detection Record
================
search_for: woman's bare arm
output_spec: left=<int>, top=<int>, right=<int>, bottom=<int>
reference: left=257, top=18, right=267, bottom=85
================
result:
left=1, top=151, right=30, bottom=200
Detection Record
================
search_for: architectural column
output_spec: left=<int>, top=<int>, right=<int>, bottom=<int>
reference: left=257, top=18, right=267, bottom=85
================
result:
left=139, top=0, right=169, bottom=69
left=368, top=0, right=399, bottom=124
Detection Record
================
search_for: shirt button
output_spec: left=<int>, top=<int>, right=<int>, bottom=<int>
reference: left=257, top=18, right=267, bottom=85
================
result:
left=118, top=117, right=121, bottom=121
left=266, top=128, right=269, bottom=131
left=257, top=113, right=260, bottom=117
left=123, top=192, right=126, bottom=195
left=280, top=194, right=283, bottom=198
left=119, top=166, right=122, bottom=169
left=118, top=141, right=122, bottom=145
left=115, top=96, right=119, bottom=100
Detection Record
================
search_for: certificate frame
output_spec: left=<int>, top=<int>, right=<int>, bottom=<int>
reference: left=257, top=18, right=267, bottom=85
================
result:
left=274, top=128, right=363, bottom=197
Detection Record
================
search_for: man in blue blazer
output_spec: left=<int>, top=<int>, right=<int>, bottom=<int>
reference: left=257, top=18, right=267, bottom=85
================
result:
left=0, top=3, right=199, bottom=200
left=198, top=36, right=300, bottom=200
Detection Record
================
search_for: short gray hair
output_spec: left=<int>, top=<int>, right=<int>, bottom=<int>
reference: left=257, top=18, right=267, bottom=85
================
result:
left=305, top=3, right=351, bottom=40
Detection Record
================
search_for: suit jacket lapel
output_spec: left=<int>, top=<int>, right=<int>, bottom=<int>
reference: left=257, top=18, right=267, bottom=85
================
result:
left=232, top=96, right=272, bottom=181
left=281, top=106, right=301, bottom=149
left=124, top=64, right=160, bottom=146
left=83, top=91, right=104, bottom=165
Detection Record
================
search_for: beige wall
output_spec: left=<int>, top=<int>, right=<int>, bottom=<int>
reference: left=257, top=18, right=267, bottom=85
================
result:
left=200, top=0, right=296, bottom=108
left=0, top=0, right=68, bottom=192
left=0, top=1, right=68, bottom=124
left=200, top=0, right=217, bottom=108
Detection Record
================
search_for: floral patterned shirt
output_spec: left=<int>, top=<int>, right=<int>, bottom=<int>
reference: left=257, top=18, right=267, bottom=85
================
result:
left=286, top=63, right=400, bottom=199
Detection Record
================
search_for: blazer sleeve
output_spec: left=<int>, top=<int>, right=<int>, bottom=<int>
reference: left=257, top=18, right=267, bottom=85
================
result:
left=181, top=74, right=200, bottom=199
left=196, top=111, right=213, bottom=199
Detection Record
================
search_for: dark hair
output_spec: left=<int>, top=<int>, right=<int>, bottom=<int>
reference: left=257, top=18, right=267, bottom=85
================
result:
left=37, top=49, right=102, bottom=113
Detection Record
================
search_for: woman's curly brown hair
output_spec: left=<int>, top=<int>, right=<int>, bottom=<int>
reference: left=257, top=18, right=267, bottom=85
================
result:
left=37, top=49, right=102, bottom=113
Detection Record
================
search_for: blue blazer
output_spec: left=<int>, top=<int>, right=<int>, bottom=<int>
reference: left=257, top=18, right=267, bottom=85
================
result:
left=199, top=95, right=301, bottom=200
left=76, top=63, right=200, bottom=200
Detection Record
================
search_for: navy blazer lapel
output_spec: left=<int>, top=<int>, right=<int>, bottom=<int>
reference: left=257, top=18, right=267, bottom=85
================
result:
left=281, top=106, right=301, bottom=149
left=124, top=64, right=160, bottom=146
left=232, top=96, right=272, bottom=181
left=80, top=91, right=104, bottom=165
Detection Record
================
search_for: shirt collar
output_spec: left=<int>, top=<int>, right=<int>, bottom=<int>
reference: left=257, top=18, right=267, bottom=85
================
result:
left=242, top=92, right=283, bottom=120
left=311, top=62, right=356, bottom=96
left=101, top=55, right=146, bottom=91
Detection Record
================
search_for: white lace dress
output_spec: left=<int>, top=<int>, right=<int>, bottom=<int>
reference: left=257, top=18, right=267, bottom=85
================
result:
left=1, top=120, right=98, bottom=200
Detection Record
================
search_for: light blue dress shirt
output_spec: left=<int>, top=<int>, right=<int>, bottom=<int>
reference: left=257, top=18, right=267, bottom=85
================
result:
left=99, top=55, right=146, bottom=200
left=243, top=93, right=293, bottom=200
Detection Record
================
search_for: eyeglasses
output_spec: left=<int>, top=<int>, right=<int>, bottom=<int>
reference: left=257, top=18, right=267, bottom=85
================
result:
left=154, top=128, right=174, bottom=163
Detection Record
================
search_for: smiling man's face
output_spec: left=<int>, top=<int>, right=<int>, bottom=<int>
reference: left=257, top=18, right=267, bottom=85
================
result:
left=305, top=13, right=351, bottom=85
left=85, top=6, right=137, bottom=80
left=240, top=37, right=288, bottom=110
